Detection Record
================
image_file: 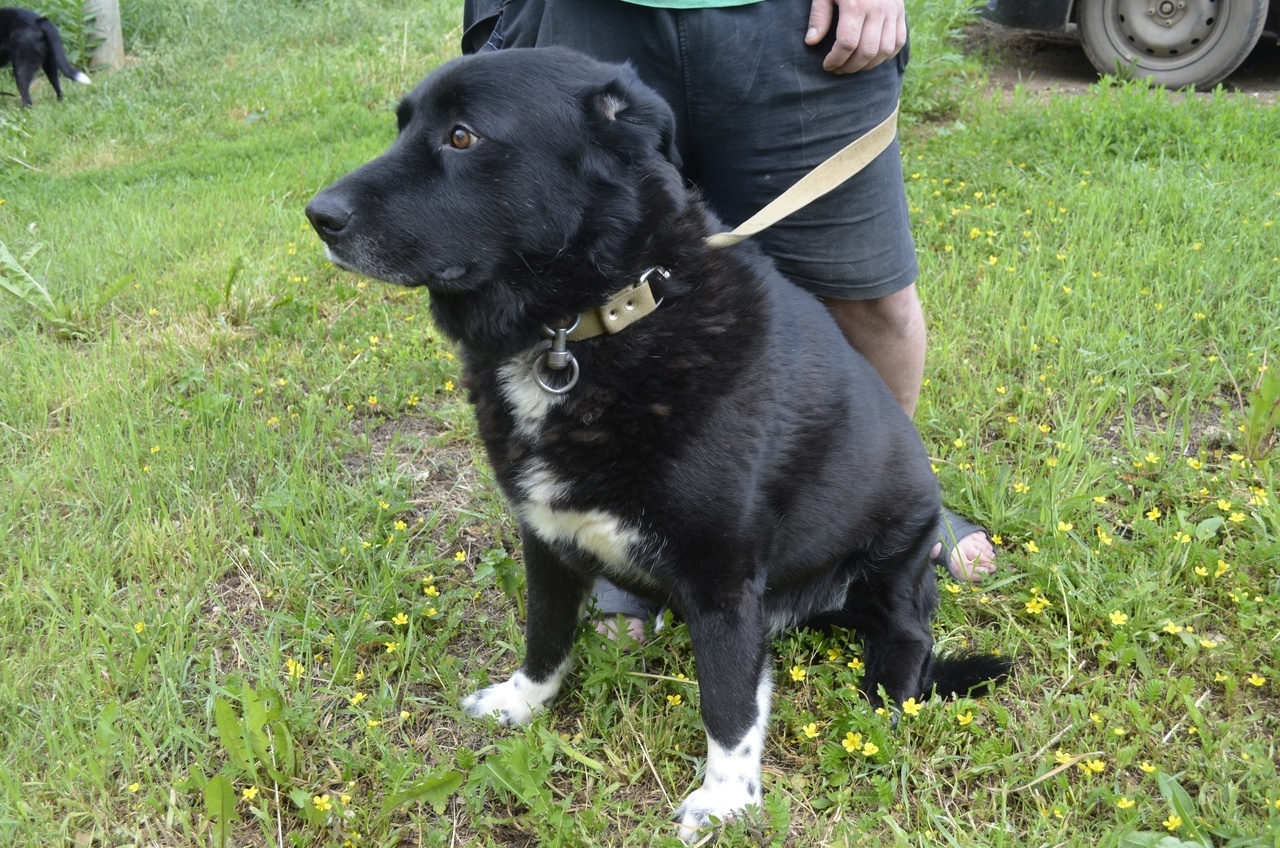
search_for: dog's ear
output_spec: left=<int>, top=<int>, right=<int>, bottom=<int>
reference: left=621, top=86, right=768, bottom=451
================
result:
left=583, top=64, right=682, bottom=169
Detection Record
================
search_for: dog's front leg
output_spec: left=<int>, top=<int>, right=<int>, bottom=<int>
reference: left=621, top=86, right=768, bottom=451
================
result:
left=462, top=531, right=588, bottom=725
left=674, top=604, right=772, bottom=843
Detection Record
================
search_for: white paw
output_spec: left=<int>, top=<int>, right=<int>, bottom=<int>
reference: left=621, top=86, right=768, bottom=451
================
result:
left=461, top=662, right=569, bottom=726
left=673, top=779, right=761, bottom=843
left=462, top=681, right=537, bottom=725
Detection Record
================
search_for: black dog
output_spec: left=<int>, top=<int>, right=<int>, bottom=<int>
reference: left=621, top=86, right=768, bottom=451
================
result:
left=307, top=48, right=1008, bottom=841
left=1, top=7, right=90, bottom=106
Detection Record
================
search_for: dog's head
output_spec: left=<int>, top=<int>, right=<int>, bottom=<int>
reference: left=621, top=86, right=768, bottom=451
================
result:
left=306, top=48, right=684, bottom=354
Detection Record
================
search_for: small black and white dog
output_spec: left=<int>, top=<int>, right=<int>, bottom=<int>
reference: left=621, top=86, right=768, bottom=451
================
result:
left=1, top=7, right=90, bottom=107
left=307, top=48, right=1008, bottom=841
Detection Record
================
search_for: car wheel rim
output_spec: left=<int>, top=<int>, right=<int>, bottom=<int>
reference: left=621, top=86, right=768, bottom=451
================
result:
left=1112, top=0, right=1222, bottom=60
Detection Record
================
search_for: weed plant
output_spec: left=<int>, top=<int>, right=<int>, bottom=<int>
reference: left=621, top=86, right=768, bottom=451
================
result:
left=1, top=0, right=1277, bottom=845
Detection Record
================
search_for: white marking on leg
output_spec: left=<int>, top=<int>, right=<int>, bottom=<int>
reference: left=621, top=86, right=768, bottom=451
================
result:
left=675, top=670, right=773, bottom=842
left=461, top=657, right=571, bottom=726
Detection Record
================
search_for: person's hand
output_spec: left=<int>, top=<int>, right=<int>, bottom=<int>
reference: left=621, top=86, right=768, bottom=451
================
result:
left=805, top=0, right=907, bottom=74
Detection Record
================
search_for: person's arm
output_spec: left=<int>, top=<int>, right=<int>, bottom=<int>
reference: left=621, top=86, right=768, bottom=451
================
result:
left=804, top=0, right=907, bottom=74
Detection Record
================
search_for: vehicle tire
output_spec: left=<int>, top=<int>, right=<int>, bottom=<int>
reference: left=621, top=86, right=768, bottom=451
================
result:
left=1077, top=0, right=1267, bottom=87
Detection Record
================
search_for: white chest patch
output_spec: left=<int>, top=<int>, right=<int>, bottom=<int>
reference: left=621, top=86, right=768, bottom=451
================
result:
left=515, top=460, right=652, bottom=581
left=524, top=502, right=643, bottom=569
left=497, top=349, right=562, bottom=441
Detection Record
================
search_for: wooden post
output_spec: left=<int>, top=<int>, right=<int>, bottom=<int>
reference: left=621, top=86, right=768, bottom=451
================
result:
left=84, top=0, right=124, bottom=70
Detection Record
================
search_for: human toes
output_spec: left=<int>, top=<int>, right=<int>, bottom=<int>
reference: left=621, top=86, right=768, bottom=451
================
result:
left=594, top=613, right=647, bottom=644
left=949, top=531, right=996, bottom=582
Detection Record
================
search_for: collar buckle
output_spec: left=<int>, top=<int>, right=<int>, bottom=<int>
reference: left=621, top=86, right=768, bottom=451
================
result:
left=531, top=265, right=668, bottom=395
left=534, top=317, right=581, bottom=395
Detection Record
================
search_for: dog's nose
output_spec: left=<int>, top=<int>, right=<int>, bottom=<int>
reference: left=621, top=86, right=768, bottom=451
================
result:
left=305, top=192, right=353, bottom=243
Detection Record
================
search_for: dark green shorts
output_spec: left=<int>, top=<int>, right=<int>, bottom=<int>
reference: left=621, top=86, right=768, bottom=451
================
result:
left=464, top=0, right=918, bottom=301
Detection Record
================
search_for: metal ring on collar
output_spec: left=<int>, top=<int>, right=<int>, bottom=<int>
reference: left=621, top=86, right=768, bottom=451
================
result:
left=533, top=352, right=580, bottom=394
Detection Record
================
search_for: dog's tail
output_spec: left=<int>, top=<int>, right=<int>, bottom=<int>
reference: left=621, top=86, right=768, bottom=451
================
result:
left=922, top=653, right=1012, bottom=699
left=36, top=17, right=93, bottom=85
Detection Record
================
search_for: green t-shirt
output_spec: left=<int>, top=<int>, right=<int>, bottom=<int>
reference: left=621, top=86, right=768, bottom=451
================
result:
left=621, top=0, right=767, bottom=8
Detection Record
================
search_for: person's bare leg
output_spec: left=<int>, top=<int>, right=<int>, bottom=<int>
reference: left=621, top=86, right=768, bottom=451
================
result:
left=820, top=284, right=925, bottom=416
left=821, top=284, right=996, bottom=581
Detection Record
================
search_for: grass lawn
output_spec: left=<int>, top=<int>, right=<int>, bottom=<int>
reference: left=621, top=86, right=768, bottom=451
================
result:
left=2, top=0, right=1277, bottom=845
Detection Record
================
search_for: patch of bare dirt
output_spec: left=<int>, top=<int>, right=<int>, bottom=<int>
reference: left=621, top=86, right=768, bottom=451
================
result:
left=349, top=413, right=488, bottom=535
left=964, top=22, right=1280, bottom=103
left=204, top=569, right=270, bottom=633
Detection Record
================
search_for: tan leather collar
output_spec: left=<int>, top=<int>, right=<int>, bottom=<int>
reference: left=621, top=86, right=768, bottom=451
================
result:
left=565, top=266, right=667, bottom=341
left=532, top=266, right=669, bottom=395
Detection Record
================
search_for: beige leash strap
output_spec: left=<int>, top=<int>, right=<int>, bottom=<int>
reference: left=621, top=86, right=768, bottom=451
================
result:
left=704, top=104, right=900, bottom=250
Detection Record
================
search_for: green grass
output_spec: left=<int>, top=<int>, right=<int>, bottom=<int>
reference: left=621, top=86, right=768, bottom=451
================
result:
left=2, top=1, right=1278, bottom=845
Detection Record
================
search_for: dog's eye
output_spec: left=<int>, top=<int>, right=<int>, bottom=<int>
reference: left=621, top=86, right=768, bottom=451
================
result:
left=449, top=126, right=477, bottom=150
